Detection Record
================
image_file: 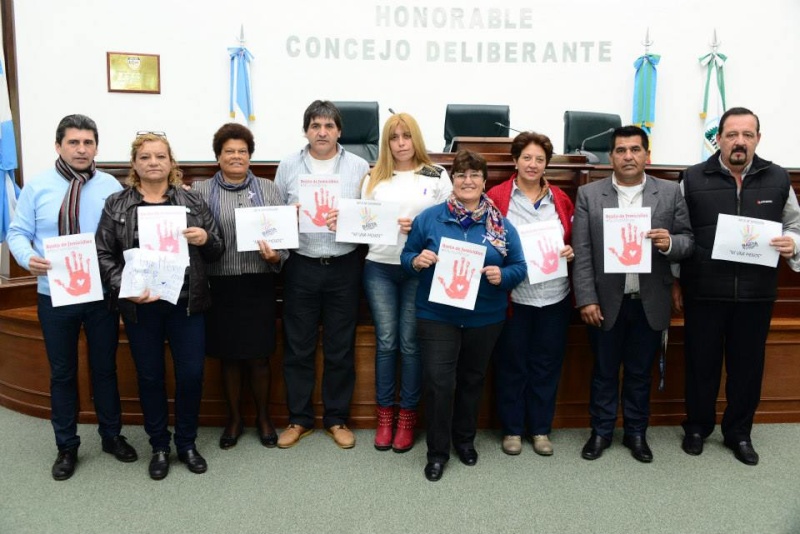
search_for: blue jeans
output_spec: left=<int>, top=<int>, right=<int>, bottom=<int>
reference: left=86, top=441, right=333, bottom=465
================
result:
left=122, top=299, right=205, bottom=453
left=494, top=296, right=572, bottom=436
left=363, top=260, right=421, bottom=409
left=37, top=293, right=121, bottom=451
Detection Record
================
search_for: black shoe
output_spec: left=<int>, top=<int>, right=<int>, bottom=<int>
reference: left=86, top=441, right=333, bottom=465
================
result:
left=424, top=461, right=445, bottom=482
left=581, top=434, right=611, bottom=460
left=622, top=434, right=653, bottom=463
left=149, top=451, right=170, bottom=480
left=178, top=448, right=208, bottom=474
left=724, top=439, right=759, bottom=466
left=52, top=448, right=78, bottom=481
left=102, top=435, right=138, bottom=462
left=257, top=418, right=278, bottom=448
left=456, top=447, right=478, bottom=466
left=219, top=421, right=244, bottom=450
left=681, top=433, right=704, bottom=456
left=259, top=429, right=278, bottom=448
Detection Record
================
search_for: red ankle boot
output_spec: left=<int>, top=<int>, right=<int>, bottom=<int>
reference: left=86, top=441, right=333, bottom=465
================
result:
left=392, top=408, right=417, bottom=453
left=374, top=406, right=395, bottom=451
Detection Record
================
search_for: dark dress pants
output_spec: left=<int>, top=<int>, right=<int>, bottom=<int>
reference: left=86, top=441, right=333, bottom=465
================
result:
left=418, top=318, right=504, bottom=463
left=682, top=299, right=773, bottom=442
left=494, top=296, right=572, bottom=436
left=587, top=296, right=661, bottom=439
left=282, top=251, right=360, bottom=429
left=123, top=299, right=205, bottom=453
left=37, top=293, right=122, bottom=451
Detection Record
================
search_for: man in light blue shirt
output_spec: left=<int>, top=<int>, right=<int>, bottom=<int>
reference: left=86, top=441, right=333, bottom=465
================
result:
left=274, top=100, right=369, bottom=449
left=7, top=114, right=137, bottom=480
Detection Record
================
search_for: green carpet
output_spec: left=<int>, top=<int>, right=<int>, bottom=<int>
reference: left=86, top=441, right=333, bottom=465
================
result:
left=1, top=406, right=797, bottom=534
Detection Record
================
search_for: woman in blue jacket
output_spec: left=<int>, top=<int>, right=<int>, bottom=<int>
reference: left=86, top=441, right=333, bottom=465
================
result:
left=401, top=150, right=526, bottom=481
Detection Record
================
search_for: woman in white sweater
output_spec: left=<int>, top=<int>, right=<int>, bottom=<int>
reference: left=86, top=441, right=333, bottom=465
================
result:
left=333, top=112, right=451, bottom=452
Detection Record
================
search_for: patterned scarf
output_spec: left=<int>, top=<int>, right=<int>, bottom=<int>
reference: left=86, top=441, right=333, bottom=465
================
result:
left=447, top=193, right=507, bottom=256
left=55, top=157, right=96, bottom=236
left=207, top=169, right=265, bottom=222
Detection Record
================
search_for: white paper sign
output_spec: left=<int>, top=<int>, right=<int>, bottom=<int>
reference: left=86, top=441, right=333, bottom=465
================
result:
left=517, top=220, right=567, bottom=284
left=137, top=206, right=189, bottom=263
left=234, top=206, right=299, bottom=251
left=335, top=199, right=401, bottom=245
left=603, top=208, right=652, bottom=273
left=711, top=214, right=782, bottom=267
left=429, top=237, right=487, bottom=310
left=298, top=174, right=340, bottom=234
left=118, top=248, right=188, bottom=305
left=43, top=233, right=104, bottom=307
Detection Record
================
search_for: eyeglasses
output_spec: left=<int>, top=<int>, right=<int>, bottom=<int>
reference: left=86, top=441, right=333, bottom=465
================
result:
left=136, top=130, right=167, bottom=138
left=452, top=171, right=484, bottom=182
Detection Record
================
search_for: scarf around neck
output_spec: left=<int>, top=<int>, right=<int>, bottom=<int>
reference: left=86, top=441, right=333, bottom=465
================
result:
left=446, top=193, right=507, bottom=256
left=207, top=169, right=264, bottom=222
left=55, top=156, right=96, bottom=236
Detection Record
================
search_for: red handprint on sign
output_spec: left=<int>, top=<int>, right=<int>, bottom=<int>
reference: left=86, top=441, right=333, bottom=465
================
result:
left=530, top=237, right=560, bottom=274
left=303, top=188, right=336, bottom=227
left=54, top=251, right=92, bottom=296
left=145, top=221, right=181, bottom=253
left=437, top=257, right=475, bottom=300
left=609, top=223, right=644, bottom=266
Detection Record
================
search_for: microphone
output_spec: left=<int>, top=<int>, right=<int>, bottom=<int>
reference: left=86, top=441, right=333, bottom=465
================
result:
left=388, top=108, right=396, bottom=114
left=494, top=121, right=523, bottom=134
left=575, top=127, right=615, bottom=164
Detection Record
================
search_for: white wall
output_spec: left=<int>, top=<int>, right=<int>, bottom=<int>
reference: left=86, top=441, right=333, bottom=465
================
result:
left=12, top=0, right=800, bottom=179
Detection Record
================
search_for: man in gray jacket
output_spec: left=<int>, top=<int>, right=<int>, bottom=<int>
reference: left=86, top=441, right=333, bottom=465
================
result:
left=572, top=125, right=694, bottom=463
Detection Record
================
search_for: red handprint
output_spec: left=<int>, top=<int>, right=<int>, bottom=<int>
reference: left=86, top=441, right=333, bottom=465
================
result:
left=145, top=221, right=181, bottom=253
left=303, top=188, right=336, bottom=227
left=609, top=223, right=644, bottom=266
left=54, top=251, right=92, bottom=296
left=437, top=257, right=475, bottom=300
left=530, top=237, right=560, bottom=274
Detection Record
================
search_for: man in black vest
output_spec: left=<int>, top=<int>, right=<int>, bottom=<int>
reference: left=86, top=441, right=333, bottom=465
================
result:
left=676, top=107, right=800, bottom=465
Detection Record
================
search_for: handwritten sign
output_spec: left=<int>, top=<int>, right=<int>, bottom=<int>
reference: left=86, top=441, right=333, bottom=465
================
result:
left=137, top=206, right=189, bottom=263
left=603, top=207, right=651, bottom=273
left=335, top=199, right=401, bottom=245
left=298, top=174, right=340, bottom=234
left=429, top=237, right=487, bottom=310
left=517, top=220, right=567, bottom=284
left=711, top=214, right=782, bottom=267
left=118, top=248, right=188, bottom=305
left=234, top=206, right=299, bottom=251
left=43, top=233, right=104, bottom=307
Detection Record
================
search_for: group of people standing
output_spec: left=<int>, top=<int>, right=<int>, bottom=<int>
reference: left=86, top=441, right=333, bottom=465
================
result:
left=7, top=103, right=799, bottom=483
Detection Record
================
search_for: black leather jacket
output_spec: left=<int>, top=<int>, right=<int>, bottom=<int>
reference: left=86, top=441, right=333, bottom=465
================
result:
left=95, top=185, right=224, bottom=322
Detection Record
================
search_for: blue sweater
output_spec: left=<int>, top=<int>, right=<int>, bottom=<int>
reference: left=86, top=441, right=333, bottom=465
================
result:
left=7, top=168, right=122, bottom=296
left=401, top=201, right=526, bottom=327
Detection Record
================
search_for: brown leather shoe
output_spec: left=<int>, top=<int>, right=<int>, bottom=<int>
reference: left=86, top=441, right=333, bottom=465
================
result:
left=277, top=424, right=313, bottom=449
left=326, top=424, right=356, bottom=449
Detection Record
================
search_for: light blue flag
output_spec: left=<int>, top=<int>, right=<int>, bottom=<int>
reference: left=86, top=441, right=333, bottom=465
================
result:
left=0, top=51, right=20, bottom=243
left=228, top=46, right=255, bottom=122
left=632, top=53, right=660, bottom=137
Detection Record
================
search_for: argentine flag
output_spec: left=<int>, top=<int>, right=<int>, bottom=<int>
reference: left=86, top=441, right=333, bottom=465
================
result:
left=0, top=48, right=20, bottom=244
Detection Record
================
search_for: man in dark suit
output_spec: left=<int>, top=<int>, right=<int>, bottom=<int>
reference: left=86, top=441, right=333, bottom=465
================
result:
left=572, top=125, right=694, bottom=462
